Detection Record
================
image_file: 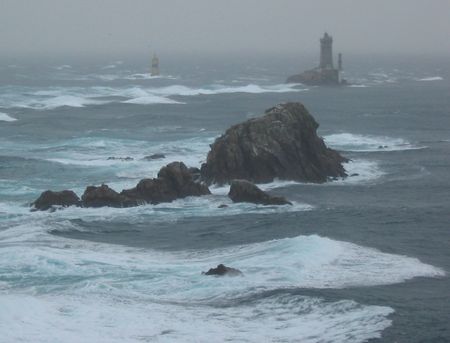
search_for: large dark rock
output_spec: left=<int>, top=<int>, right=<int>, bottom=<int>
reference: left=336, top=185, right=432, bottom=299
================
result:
left=81, top=184, right=138, bottom=208
left=32, top=190, right=80, bottom=211
left=202, top=264, right=243, bottom=276
left=201, top=103, right=347, bottom=185
left=228, top=180, right=292, bottom=206
left=121, top=162, right=210, bottom=204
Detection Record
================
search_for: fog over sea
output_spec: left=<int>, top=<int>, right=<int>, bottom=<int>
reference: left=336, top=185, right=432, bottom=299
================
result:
left=0, top=54, right=449, bottom=342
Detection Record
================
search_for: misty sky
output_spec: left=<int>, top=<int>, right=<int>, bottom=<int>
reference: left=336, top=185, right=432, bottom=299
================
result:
left=1, top=0, right=450, bottom=57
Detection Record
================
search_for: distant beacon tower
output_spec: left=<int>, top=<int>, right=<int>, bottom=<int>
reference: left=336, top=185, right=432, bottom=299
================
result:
left=151, top=54, right=160, bottom=76
left=319, top=33, right=334, bottom=70
left=338, top=53, right=343, bottom=71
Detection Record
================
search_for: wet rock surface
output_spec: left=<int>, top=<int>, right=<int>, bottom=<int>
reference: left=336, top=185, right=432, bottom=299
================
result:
left=202, top=264, right=243, bottom=276
left=32, top=190, right=80, bottom=211
left=228, top=179, right=292, bottom=206
left=201, top=102, right=348, bottom=185
left=32, top=162, right=210, bottom=210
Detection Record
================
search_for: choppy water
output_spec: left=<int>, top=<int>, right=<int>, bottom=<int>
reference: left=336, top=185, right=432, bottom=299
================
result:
left=0, top=55, right=449, bottom=342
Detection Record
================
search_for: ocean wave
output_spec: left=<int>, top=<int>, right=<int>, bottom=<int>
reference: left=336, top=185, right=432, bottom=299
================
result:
left=417, top=76, right=443, bottom=81
left=0, top=112, right=17, bottom=122
left=0, top=225, right=445, bottom=342
left=0, top=210, right=445, bottom=343
left=324, top=133, right=426, bottom=152
left=1, top=228, right=444, bottom=294
left=39, top=136, right=212, bottom=176
left=53, top=64, right=72, bottom=70
left=0, top=83, right=304, bottom=110
left=347, top=84, right=368, bottom=88
left=0, top=292, right=393, bottom=343
left=122, top=95, right=184, bottom=105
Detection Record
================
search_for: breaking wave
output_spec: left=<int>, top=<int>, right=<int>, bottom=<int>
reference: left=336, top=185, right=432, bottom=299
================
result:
left=0, top=112, right=17, bottom=122
left=417, top=76, right=443, bottom=81
left=0, top=83, right=305, bottom=110
left=324, top=133, right=426, bottom=152
left=0, top=222, right=444, bottom=343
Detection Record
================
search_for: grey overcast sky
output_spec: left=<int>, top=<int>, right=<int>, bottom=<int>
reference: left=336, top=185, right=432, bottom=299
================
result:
left=1, top=0, right=449, bottom=57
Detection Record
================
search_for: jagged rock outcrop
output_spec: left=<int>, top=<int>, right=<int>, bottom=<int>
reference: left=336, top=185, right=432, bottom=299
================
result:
left=200, top=103, right=347, bottom=185
left=228, top=180, right=292, bottom=206
left=202, top=264, right=243, bottom=276
left=31, top=190, right=80, bottom=211
left=31, top=162, right=210, bottom=211
left=122, top=162, right=210, bottom=204
left=81, top=184, right=138, bottom=208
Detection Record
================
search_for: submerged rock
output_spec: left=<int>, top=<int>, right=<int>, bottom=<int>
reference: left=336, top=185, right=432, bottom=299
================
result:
left=142, top=153, right=165, bottom=161
left=203, top=264, right=243, bottom=276
left=121, top=162, right=210, bottom=204
left=31, top=190, right=80, bottom=211
left=107, top=156, right=134, bottom=161
left=200, top=102, right=347, bottom=185
left=81, top=184, right=138, bottom=208
left=228, top=180, right=292, bottom=206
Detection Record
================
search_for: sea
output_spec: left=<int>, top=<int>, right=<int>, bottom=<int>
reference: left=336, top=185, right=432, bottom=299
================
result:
left=0, top=54, right=449, bottom=342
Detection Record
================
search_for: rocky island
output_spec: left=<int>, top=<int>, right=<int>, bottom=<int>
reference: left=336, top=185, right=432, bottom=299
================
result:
left=200, top=102, right=348, bottom=185
left=32, top=102, right=347, bottom=210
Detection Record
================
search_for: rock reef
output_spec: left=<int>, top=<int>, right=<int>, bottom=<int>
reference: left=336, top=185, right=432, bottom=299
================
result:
left=31, top=102, right=347, bottom=211
left=31, top=162, right=210, bottom=211
left=200, top=102, right=347, bottom=185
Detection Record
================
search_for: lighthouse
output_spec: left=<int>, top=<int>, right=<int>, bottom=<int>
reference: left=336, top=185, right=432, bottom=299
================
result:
left=319, top=33, right=334, bottom=69
left=151, top=54, right=160, bottom=76
left=286, top=32, right=348, bottom=85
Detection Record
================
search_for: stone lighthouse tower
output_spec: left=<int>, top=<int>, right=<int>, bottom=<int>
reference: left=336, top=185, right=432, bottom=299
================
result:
left=319, top=33, right=334, bottom=69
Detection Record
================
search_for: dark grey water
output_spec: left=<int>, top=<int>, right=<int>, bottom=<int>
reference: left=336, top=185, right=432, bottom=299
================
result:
left=0, top=55, right=449, bottom=342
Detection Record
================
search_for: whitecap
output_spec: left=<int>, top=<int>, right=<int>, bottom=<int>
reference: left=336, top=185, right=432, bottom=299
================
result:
left=324, top=133, right=426, bottom=152
left=0, top=221, right=444, bottom=343
left=417, top=76, right=443, bottom=81
left=122, top=95, right=183, bottom=105
left=0, top=112, right=17, bottom=122
left=53, top=64, right=72, bottom=70
left=0, top=293, right=393, bottom=343
left=17, top=95, right=108, bottom=110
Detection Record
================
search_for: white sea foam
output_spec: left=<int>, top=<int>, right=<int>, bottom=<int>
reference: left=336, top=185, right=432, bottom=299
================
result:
left=123, top=73, right=177, bottom=80
left=53, top=64, right=72, bottom=70
left=0, top=83, right=304, bottom=110
left=0, top=226, right=444, bottom=342
left=0, top=112, right=17, bottom=122
left=324, top=133, right=426, bottom=152
left=417, top=76, right=443, bottom=81
left=122, top=95, right=183, bottom=105
left=12, top=95, right=108, bottom=110
left=41, top=135, right=212, bottom=176
left=0, top=293, right=393, bottom=343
